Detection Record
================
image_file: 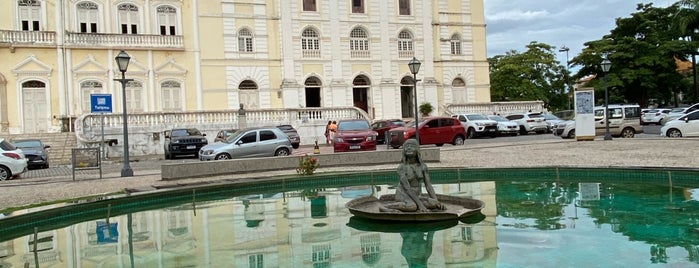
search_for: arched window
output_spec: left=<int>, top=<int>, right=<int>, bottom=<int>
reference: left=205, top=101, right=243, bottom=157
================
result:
left=350, top=27, right=369, bottom=58
left=18, top=0, right=41, bottom=31
left=450, top=33, right=462, bottom=55
left=238, top=28, right=253, bottom=52
left=161, top=80, right=181, bottom=111
left=301, top=28, right=320, bottom=58
left=397, top=30, right=413, bottom=58
left=157, top=5, right=177, bottom=35
left=77, top=1, right=99, bottom=33
left=117, top=3, right=139, bottom=34
left=80, top=81, right=103, bottom=113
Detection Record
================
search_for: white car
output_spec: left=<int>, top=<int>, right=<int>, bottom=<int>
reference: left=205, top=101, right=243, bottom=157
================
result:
left=505, top=112, right=549, bottom=135
left=662, top=103, right=699, bottom=125
left=641, top=108, right=671, bottom=125
left=452, top=113, right=498, bottom=138
left=487, top=114, right=519, bottom=136
left=0, top=138, right=28, bottom=181
left=661, top=110, right=699, bottom=137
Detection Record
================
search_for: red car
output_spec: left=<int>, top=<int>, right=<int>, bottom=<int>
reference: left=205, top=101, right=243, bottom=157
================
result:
left=333, top=119, right=378, bottom=153
left=371, top=119, right=406, bottom=144
left=388, top=117, right=466, bottom=148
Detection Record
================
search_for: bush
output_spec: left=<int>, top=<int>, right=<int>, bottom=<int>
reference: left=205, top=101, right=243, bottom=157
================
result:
left=296, top=154, right=320, bottom=175
left=419, top=102, right=434, bottom=116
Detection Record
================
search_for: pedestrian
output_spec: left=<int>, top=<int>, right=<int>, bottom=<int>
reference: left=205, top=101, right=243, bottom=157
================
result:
left=324, top=120, right=332, bottom=144
left=328, top=121, right=338, bottom=144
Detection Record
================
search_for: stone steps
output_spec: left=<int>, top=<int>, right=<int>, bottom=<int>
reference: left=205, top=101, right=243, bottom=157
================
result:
left=5, top=132, right=77, bottom=166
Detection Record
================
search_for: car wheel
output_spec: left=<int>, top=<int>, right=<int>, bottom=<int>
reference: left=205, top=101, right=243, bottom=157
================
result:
left=453, top=135, right=465, bottom=145
left=467, top=128, right=475, bottom=139
left=620, top=128, right=635, bottom=138
left=489, top=133, right=497, bottom=138
left=215, top=153, right=232, bottom=160
left=435, top=143, right=444, bottom=147
left=275, top=148, right=290, bottom=156
left=566, top=129, right=576, bottom=139
left=0, top=166, right=10, bottom=181
left=292, top=144, right=299, bottom=149
left=667, top=129, right=682, bottom=138
left=519, top=126, right=528, bottom=135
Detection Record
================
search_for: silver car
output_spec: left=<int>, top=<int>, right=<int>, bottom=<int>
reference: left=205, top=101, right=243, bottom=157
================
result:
left=199, top=127, right=293, bottom=160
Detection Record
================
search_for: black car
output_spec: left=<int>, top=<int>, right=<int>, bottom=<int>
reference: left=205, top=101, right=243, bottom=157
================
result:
left=164, top=128, right=208, bottom=159
left=276, top=125, right=300, bottom=149
left=11, top=139, right=50, bottom=169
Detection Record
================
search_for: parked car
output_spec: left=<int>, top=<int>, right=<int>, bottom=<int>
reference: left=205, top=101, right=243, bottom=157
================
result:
left=164, top=128, right=208, bottom=159
left=371, top=119, right=406, bottom=144
left=542, top=113, right=564, bottom=133
left=199, top=127, right=292, bottom=160
left=661, top=110, right=699, bottom=137
left=214, top=129, right=238, bottom=143
left=505, top=112, right=548, bottom=135
left=641, top=108, right=671, bottom=125
left=452, top=113, right=498, bottom=138
left=555, top=104, right=643, bottom=139
left=276, top=125, right=301, bottom=149
left=333, top=119, right=378, bottom=153
left=553, top=110, right=574, bottom=120
left=0, top=138, right=28, bottom=181
left=486, top=115, right=519, bottom=136
left=387, top=117, right=466, bottom=148
left=662, top=103, right=699, bottom=125
left=10, top=138, right=50, bottom=169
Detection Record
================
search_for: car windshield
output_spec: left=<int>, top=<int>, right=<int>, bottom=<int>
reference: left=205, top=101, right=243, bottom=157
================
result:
left=466, top=114, right=488, bottom=120
left=338, top=120, right=370, bottom=131
left=670, top=108, right=687, bottom=113
left=389, top=120, right=406, bottom=126
left=225, top=129, right=247, bottom=143
left=277, top=125, right=296, bottom=132
left=171, top=129, right=201, bottom=137
left=528, top=113, right=544, bottom=118
left=12, top=140, right=42, bottom=148
left=487, top=115, right=508, bottom=122
left=0, top=140, right=17, bottom=151
left=543, top=114, right=560, bottom=120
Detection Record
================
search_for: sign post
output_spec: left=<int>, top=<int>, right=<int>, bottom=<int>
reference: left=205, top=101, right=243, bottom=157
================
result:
left=91, top=94, right=113, bottom=159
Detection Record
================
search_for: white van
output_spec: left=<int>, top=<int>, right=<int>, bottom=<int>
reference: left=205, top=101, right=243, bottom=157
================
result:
left=555, top=104, right=643, bottom=138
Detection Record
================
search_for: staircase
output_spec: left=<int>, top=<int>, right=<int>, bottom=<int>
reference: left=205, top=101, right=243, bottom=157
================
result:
left=5, top=132, right=77, bottom=166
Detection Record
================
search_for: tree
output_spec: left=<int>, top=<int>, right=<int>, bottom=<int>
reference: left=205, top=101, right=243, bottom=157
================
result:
left=676, top=0, right=699, bottom=103
left=488, top=42, right=568, bottom=111
left=573, top=3, right=690, bottom=107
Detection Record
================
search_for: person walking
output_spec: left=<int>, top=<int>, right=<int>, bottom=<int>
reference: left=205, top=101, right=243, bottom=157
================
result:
left=324, top=120, right=332, bottom=144
left=328, top=121, right=338, bottom=144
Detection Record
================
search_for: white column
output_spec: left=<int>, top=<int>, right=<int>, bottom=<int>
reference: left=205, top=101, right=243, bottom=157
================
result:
left=193, top=0, right=204, bottom=110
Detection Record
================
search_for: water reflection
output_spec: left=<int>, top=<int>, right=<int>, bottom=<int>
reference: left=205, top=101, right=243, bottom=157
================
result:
left=3, top=179, right=699, bottom=267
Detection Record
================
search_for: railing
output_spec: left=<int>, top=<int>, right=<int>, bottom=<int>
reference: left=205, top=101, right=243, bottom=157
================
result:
left=0, top=30, right=55, bottom=46
left=444, top=101, right=547, bottom=116
left=65, top=32, right=184, bottom=50
left=74, top=107, right=370, bottom=156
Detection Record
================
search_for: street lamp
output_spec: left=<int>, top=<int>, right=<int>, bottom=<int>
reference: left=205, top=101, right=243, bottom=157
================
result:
left=601, top=58, right=612, bottom=141
left=559, top=46, right=571, bottom=109
left=408, top=57, right=421, bottom=144
left=114, top=50, right=134, bottom=177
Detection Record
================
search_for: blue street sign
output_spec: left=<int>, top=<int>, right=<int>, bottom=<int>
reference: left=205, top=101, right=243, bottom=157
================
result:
left=91, top=94, right=113, bottom=113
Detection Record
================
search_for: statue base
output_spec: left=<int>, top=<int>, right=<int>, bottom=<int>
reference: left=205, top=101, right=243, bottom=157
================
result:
left=346, top=194, right=485, bottom=222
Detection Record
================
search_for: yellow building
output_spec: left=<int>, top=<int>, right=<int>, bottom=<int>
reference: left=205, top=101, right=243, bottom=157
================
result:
left=0, top=0, right=490, bottom=135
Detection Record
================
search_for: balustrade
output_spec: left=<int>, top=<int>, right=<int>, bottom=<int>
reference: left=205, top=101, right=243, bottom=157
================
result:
left=65, top=32, right=184, bottom=50
left=0, top=30, right=55, bottom=45
left=445, top=101, right=546, bottom=116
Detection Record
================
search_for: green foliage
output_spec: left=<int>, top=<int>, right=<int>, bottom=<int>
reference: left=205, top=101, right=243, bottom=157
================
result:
left=488, top=42, right=568, bottom=111
left=419, top=102, right=434, bottom=116
left=296, top=154, right=319, bottom=175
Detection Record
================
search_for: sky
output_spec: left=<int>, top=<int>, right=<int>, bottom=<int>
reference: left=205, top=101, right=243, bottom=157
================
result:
left=484, top=0, right=678, bottom=65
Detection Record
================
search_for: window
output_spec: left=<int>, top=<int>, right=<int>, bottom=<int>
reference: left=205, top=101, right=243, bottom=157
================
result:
left=240, top=132, right=257, bottom=144
left=157, top=5, right=177, bottom=35
left=238, top=28, right=253, bottom=52
left=303, top=0, right=316, bottom=11
left=77, top=2, right=99, bottom=33
left=397, top=30, right=413, bottom=58
left=399, top=0, right=410, bottom=15
left=125, top=80, right=143, bottom=112
left=18, top=0, right=41, bottom=31
left=301, top=28, right=320, bottom=58
left=260, top=130, right=276, bottom=141
left=352, top=0, right=364, bottom=13
left=249, top=254, right=264, bottom=268
left=450, top=34, right=462, bottom=55
left=161, top=80, right=181, bottom=111
left=117, top=3, right=139, bottom=34
left=80, top=81, right=103, bottom=113
left=350, top=27, right=369, bottom=58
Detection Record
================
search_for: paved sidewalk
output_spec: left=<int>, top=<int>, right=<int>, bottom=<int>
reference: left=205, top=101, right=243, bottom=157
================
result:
left=1, top=138, right=697, bottom=210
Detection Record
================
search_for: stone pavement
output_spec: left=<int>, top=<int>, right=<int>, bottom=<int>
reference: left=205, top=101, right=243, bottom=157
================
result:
left=1, top=137, right=697, bottom=211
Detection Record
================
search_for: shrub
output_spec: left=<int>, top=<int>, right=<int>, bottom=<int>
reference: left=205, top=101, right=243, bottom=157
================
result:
left=296, top=154, right=320, bottom=175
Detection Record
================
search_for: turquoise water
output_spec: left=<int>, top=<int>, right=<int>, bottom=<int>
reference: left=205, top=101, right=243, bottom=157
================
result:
left=0, top=168, right=698, bottom=267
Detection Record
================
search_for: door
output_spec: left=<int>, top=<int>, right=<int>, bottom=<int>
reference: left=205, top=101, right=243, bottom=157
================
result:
left=353, top=87, right=368, bottom=112
left=685, top=111, right=699, bottom=136
left=305, top=87, right=321, bottom=107
left=401, top=86, right=413, bottom=118
left=22, top=81, right=47, bottom=133
left=420, top=118, right=440, bottom=145
left=232, top=131, right=258, bottom=158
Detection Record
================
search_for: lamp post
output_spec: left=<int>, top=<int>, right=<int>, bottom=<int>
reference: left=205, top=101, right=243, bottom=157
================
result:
left=559, top=46, right=571, bottom=109
left=114, top=50, right=134, bottom=177
left=408, top=57, right=421, bottom=144
left=601, top=58, right=612, bottom=141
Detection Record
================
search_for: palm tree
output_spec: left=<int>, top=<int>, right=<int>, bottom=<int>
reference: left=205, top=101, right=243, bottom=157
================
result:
left=677, top=0, right=699, bottom=103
